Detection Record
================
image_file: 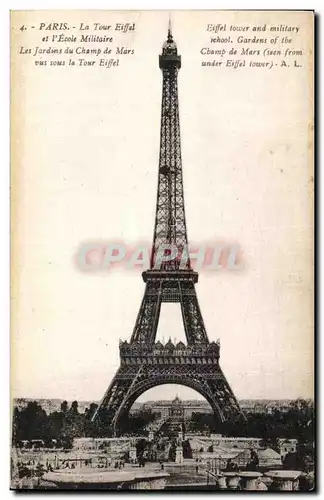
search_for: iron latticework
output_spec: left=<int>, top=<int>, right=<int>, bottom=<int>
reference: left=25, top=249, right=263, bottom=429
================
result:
left=151, top=26, right=188, bottom=271
left=93, top=24, right=243, bottom=435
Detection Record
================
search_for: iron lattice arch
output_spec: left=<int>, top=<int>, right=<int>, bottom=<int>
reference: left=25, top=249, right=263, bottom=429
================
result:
left=93, top=25, right=244, bottom=434
left=95, top=339, right=243, bottom=435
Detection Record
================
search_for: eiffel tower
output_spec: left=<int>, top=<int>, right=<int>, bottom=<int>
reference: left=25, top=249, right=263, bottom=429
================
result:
left=93, top=22, right=244, bottom=435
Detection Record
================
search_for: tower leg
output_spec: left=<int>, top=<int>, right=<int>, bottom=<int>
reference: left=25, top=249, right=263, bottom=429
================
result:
left=179, top=281, right=209, bottom=343
left=94, top=363, right=244, bottom=434
left=130, top=282, right=162, bottom=344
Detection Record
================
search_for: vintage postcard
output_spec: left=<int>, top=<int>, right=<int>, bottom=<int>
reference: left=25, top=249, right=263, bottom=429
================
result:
left=10, top=10, right=314, bottom=491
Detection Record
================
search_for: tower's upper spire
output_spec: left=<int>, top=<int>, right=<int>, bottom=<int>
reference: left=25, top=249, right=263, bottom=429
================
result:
left=168, top=14, right=172, bottom=41
left=160, top=16, right=181, bottom=68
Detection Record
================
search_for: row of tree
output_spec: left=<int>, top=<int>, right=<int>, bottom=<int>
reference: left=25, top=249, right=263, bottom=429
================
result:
left=189, top=399, right=314, bottom=446
left=12, top=398, right=314, bottom=450
left=12, top=401, right=156, bottom=448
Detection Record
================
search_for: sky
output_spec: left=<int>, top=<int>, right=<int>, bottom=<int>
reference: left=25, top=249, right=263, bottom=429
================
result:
left=11, top=10, right=313, bottom=403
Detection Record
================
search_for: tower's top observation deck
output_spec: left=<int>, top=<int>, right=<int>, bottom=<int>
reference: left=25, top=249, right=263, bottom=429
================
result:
left=159, top=21, right=181, bottom=69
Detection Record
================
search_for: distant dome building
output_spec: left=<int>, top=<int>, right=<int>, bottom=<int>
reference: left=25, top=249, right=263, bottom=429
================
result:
left=169, top=396, right=184, bottom=418
left=165, top=396, right=185, bottom=439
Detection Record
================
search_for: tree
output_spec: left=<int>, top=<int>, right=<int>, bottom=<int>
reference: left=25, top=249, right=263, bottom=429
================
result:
left=83, top=403, right=99, bottom=437
left=118, top=409, right=155, bottom=436
left=46, top=410, right=65, bottom=445
left=60, top=401, right=68, bottom=413
left=283, top=444, right=315, bottom=473
left=183, top=439, right=193, bottom=459
left=189, top=412, right=218, bottom=433
left=88, top=403, right=99, bottom=417
left=70, top=401, right=79, bottom=414
left=13, top=402, right=48, bottom=442
left=245, top=450, right=259, bottom=471
left=168, top=441, right=176, bottom=462
left=136, top=439, right=148, bottom=459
